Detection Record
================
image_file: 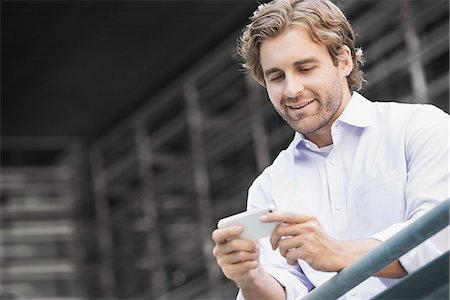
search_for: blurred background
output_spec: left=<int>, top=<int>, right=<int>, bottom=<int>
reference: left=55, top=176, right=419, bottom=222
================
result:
left=1, top=0, right=448, bottom=299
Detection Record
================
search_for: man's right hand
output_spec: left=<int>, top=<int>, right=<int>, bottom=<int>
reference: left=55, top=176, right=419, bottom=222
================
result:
left=211, top=225, right=261, bottom=286
left=212, top=225, right=287, bottom=300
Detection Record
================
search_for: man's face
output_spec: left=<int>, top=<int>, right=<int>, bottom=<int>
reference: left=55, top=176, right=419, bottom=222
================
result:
left=259, top=26, right=351, bottom=138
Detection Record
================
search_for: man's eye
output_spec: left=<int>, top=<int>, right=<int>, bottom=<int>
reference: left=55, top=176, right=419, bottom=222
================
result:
left=270, top=74, right=284, bottom=82
left=299, top=67, right=313, bottom=73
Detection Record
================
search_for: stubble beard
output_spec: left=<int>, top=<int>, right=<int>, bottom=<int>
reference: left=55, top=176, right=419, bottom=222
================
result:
left=275, top=76, right=344, bottom=135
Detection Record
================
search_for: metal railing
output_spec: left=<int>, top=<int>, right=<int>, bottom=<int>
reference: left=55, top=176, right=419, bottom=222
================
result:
left=303, top=198, right=450, bottom=300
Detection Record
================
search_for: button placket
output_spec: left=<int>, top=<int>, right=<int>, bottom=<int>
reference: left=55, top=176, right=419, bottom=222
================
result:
left=325, top=152, right=348, bottom=240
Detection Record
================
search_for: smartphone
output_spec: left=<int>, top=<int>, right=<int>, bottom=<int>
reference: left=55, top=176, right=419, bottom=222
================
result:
left=217, top=208, right=279, bottom=241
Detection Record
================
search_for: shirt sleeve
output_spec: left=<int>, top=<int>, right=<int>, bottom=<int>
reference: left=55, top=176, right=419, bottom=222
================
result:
left=236, top=174, right=311, bottom=300
left=371, top=105, right=450, bottom=273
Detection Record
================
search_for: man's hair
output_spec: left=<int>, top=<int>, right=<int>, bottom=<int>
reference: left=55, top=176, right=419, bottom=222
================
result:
left=237, top=0, right=365, bottom=92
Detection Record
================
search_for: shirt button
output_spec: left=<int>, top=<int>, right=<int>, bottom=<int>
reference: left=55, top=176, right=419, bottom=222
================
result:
left=336, top=203, right=343, bottom=210
left=329, top=158, right=337, bottom=165
left=349, top=289, right=357, bottom=296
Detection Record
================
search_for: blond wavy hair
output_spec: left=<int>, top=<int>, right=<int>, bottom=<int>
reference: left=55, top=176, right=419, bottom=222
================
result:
left=238, top=0, right=365, bottom=92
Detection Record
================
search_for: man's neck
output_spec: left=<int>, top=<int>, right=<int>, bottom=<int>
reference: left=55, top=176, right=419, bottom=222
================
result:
left=304, top=125, right=333, bottom=148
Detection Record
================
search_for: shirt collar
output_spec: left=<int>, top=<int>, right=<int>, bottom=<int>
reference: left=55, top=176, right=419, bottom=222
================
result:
left=336, top=91, right=374, bottom=128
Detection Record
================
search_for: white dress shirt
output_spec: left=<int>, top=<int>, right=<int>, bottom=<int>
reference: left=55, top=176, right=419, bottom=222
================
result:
left=236, top=92, right=450, bottom=300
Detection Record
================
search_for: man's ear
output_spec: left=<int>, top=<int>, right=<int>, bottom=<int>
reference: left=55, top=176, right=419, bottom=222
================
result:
left=339, top=45, right=353, bottom=77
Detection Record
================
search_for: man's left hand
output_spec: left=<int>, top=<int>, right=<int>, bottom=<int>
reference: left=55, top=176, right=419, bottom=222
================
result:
left=261, top=212, right=349, bottom=272
left=261, top=212, right=407, bottom=277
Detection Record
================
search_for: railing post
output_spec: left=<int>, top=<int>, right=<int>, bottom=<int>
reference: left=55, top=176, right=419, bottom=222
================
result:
left=133, top=120, right=168, bottom=299
left=246, top=77, right=271, bottom=172
left=65, top=141, right=89, bottom=299
left=183, top=81, right=223, bottom=298
left=401, top=0, right=429, bottom=103
left=90, top=147, right=117, bottom=299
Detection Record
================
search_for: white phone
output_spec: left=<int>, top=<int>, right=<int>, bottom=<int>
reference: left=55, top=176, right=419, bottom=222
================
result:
left=217, top=208, right=280, bottom=241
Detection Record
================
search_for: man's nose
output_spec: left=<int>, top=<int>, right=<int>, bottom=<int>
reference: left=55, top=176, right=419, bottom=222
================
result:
left=283, top=74, right=304, bottom=99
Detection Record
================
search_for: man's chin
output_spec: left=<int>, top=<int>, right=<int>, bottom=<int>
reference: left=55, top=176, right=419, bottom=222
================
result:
left=287, top=120, right=326, bottom=136
left=287, top=122, right=308, bottom=134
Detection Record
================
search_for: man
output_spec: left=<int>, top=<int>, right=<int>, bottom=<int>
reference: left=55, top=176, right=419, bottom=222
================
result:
left=211, top=0, right=449, bottom=299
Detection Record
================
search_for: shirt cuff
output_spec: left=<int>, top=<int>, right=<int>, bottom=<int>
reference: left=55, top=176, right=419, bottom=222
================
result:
left=371, top=222, right=449, bottom=274
left=370, top=221, right=411, bottom=243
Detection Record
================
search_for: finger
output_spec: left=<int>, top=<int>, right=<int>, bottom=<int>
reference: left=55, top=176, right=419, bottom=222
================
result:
left=222, top=260, right=259, bottom=280
left=212, top=226, right=243, bottom=244
left=285, top=247, right=304, bottom=265
left=270, top=223, right=285, bottom=250
left=278, top=235, right=303, bottom=257
left=270, top=223, right=298, bottom=250
left=221, top=250, right=259, bottom=265
left=273, top=223, right=307, bottom=237
left=215, top=239, right=258, bottom=258
left=222, top=239, right=258, bottom=255
left=260, top=211, right=313, bottom=224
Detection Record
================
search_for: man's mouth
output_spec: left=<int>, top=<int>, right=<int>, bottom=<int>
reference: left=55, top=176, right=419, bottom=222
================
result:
left=287, top=99, right=315, bottom=110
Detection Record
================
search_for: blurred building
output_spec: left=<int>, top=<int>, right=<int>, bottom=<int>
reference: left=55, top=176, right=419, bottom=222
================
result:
left=1, top=0, right=448, bottom=299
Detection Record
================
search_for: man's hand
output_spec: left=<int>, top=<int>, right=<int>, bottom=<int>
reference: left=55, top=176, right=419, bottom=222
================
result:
left=261, top=212, right=348, bottom=272
left=211, top=225, right=287, bottom=299
left=212, top=225, right=261, bottom=285
left=261, top=212, right=407, bottom=277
